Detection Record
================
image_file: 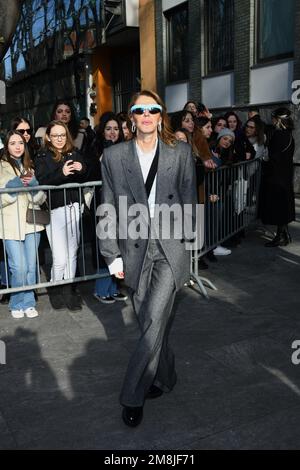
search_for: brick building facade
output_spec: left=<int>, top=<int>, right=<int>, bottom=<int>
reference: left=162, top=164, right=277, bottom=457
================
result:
left=152, top=0, right=300, bottom=190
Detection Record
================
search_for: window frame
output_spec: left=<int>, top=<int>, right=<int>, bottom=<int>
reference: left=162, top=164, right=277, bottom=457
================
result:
left=165, top=2, right=189, bottom=84
left=204, top=0, right=234, bottom=76
left=256, top=0, right=295, bottom=64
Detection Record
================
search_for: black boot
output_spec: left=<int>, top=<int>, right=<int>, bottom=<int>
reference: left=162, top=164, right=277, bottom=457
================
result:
left=48, top=286, right=66, bottom=310
left=265, top=226, right=288, bottom=247
left=283, top=226, right=292, bottom=244
left=63, top=284, right=82, bottom=311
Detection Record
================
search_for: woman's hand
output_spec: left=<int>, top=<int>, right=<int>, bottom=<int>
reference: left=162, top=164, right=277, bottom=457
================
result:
left=21, top=170, right=34, bottom=187
left=21, top=176, right=33, bottom=186
left=204, top=158, right=217, bottom=169
left=115, top=272, right=125, bottom=280
left=72, top=161, right=83, bottom=172
left=209, top=194, right=219, bottom=203
left=63, top=160, right=76, bottom=176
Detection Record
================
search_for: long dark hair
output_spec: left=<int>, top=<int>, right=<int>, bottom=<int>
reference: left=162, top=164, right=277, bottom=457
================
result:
left=50, top=99, right=79, bottom=140
left=128, top=90, right=176, bottom=147
left=11, top=116, right=31, bottom=130
left=11, top=116, right=39, bottom=156
left=1, top=130, right=33, bottom=174
left=171, top=110, right=195, bottom=134
left=197, top=116, right=211, bottom=129
left=97, top=112, right=123, bottom=142
left=93, top=112, right=123, bottom=155
left=224, top=111, right=242, bottom=131
left=246, top=116, right=265, bottom=145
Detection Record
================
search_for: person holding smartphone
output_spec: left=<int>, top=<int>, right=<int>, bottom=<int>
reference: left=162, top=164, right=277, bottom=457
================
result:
left=35, top=121, right=87, bottom=311
left=0, top=131, right=46, bottom=319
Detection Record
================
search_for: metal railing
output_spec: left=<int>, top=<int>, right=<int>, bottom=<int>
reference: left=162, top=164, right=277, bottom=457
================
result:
left=0, top=181, right=105, bottom=295
left=190, top=158, right=262, bottom=298
left=0, top=160, right=262, bottom=299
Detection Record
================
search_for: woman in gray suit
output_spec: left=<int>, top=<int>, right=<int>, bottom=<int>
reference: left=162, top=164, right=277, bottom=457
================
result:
left=98, top=90, right=197, bottom=427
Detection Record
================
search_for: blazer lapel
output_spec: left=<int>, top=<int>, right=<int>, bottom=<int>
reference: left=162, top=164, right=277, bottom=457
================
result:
left=155, top=139, right=176, bottom=204
left=121, top=138, right=177, bottom=206
left=121, top=140, right=149, bottom=206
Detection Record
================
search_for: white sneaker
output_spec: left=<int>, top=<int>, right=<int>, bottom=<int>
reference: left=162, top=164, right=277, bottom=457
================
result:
left=11, top=309, right=24, bottom=319
left=213, top=245, right=232, bottom=256
left=24, top=307, right=39, bottom=318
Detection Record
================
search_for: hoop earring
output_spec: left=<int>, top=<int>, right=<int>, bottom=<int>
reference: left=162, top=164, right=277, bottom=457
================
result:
left=131, top=122, right=136, bottom=133
left=158, top=122, right=162, bottom=133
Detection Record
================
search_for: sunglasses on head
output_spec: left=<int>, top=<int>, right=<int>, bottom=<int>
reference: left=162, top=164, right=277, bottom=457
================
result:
left=18, top=128, right=33, bottom=135
left=130, top=104, right=162, bottom=115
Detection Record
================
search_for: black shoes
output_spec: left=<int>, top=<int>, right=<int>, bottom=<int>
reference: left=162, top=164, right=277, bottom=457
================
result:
left=94, top=293, right=128, bottom=304
left=112, top=293, right=128, bottom=302
left=48, top=285, right=82, bottom=311
left=265, top=235, right=287, bottom=247
left=122, top=386, right=163, bottom=427
left=48, top=286, right=66, bottom=310
left=146, top=385, right=164, bottom=400
left=122, top=406, right=143, bottom=427
left=94, top=294, right=116, bottom=304
left=265, top=226, right=292, bottom=247
left=63, top=285, right=82, bottom=311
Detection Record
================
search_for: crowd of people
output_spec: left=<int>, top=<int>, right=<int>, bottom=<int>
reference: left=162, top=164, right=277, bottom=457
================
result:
left=0, top=95, right=296, bottom=320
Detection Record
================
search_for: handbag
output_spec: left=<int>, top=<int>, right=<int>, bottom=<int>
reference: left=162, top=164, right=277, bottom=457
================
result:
left=26, top=202, right=50, bottom=225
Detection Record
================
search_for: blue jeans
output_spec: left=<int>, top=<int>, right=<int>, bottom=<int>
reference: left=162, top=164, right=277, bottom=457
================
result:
left=0, top=261, right=8, bottom=286
left=95, top=267, right=118, bottom=297
left=5, top=232, right=41, bottom=311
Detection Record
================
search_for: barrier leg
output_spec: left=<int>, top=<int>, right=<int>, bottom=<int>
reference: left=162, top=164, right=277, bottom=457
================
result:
left=189, top=271, right=218, bottom=300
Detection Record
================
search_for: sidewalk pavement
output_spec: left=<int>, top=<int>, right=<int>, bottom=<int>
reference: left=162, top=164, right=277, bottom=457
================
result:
left=0, top=205, right=300, bottom=450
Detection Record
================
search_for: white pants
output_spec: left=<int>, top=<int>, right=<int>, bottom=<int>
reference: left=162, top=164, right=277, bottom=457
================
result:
left=46, top=203, right=80, bottom=281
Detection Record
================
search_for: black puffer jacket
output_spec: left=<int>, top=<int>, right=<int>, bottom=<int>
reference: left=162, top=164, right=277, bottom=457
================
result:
left=35, top=148, right=87, bottom=210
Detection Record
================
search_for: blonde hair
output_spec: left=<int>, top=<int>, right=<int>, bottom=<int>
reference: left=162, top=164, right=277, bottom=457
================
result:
left=44, top=121, right=74, bottom=162
left=128, top=90, right=176, bottom=147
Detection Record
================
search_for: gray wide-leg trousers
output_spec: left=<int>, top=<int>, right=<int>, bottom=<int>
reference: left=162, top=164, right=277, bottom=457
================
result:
left=120, top=238, right=177, bottom=407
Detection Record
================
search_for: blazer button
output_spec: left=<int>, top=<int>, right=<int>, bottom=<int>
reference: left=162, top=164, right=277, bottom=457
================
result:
left=134, top=243, right=139, bottom=248
left=168, top=194, right=174, bottom=199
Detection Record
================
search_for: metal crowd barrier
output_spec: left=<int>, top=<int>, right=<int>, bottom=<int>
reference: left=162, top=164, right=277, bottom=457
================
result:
left=0, top=181, right=104, bottom=295
left=0, top=160, right=261, bottom=299
left=190, top=158, right=262, bottom=299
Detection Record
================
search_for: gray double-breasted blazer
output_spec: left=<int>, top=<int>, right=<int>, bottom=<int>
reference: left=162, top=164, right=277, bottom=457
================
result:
left=98, top=138, right=197, bottom=293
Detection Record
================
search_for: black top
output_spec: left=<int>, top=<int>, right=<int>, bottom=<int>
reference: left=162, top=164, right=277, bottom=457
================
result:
left=35, top=148, right=87, bottom=210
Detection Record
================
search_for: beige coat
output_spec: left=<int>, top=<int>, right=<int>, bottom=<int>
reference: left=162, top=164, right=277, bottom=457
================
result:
left=0, top=161, right=46, bottom=240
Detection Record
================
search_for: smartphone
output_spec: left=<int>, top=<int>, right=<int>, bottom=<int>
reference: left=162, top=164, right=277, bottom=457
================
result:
left=20, top=170, right=32, bottom=178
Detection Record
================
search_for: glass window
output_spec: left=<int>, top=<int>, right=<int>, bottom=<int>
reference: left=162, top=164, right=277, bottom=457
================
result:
left=257, top=0, right=295, bottom=61
left=165, top=3, right=189, bottom=83
left=205, top=0, right=234, bottom=74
